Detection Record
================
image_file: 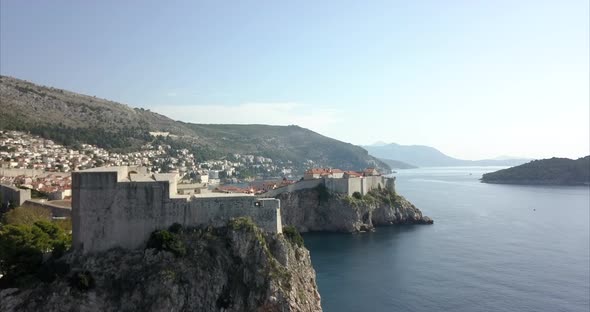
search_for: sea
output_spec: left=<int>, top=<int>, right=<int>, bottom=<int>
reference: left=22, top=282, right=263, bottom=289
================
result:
left=304, top=167, right=590, bottom=312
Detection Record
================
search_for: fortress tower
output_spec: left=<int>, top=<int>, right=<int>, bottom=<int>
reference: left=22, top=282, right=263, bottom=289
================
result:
left=72, top=167, right=281, bottom=253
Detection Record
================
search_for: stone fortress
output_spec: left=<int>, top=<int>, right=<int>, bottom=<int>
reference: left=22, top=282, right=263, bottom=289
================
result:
left=262, top=167, right=395, bottom=198
left=72, top=166, right=394, bottom=253
left=72, top=166, right=281, bottom=253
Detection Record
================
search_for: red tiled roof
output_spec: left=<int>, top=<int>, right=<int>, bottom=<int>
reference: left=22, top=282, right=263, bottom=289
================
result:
left=344, top=171, right=363, bottom=177
left=306, top=168, right=344, bottom=175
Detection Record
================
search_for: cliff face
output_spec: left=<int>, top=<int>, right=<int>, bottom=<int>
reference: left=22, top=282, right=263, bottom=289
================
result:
left=277, top=187, right=433, bottom=233
left=0, top=221, right=322, bottom=312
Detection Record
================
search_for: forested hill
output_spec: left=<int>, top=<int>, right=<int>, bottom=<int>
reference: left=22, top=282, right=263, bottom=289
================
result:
left=481, top=156, right=590, bottom=186
left=0, top=75, right=388, bottom=172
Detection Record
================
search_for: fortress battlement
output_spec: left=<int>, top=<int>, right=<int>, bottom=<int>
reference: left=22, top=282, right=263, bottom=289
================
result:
left=72, top=167, right=281, bottom=253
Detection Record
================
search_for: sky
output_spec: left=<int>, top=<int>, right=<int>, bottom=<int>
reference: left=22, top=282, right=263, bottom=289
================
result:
left=1, top=1, right=588, bottom=160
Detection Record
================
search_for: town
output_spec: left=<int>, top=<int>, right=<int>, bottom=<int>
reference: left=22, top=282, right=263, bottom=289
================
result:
left=0, top=130, right=386, bottom=213
left=0, top=130, right=294, bottom=197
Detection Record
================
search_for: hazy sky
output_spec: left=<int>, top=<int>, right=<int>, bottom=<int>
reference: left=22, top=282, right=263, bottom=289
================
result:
left=1, top=1, right=588, bottom=160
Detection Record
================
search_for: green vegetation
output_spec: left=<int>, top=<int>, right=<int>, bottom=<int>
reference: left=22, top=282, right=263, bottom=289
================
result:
left=229, top=217, right=258, bottom=232
left=146, top=229, right=186, bottom=257
left=481, top=156, right=590, bottom=185
left=344, top=188, right=398, bottom=207
left=282, top=226, right=304, bottom=247
left=0, top=221, right=71, bottom=287
left=2, top=206, right=51, bottom=225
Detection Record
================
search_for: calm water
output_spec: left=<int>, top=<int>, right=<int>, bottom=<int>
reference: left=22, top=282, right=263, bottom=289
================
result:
left=304, top=167, right=590, bottom=312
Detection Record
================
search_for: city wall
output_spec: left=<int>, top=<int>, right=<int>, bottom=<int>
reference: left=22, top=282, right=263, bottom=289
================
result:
left=0, top=183, right=31, bottom=209
left=260, top=179, right=324, bottom=198
left=261, top=175, right=395, bottom=198
left=72, top=167, right=281, bottom=253
left=0, top=168, right=45, bottom=177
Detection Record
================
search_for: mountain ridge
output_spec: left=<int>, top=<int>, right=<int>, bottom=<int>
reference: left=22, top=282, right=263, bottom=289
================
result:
left=0, top=75, right=389, bottom=173
left=363, top=142, right=532, bottom=167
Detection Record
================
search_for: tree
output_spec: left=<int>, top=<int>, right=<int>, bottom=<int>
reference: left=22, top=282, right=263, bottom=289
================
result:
left=0, top=221, right=70, bottom=282
left=2, top=206, right=51, bottom=226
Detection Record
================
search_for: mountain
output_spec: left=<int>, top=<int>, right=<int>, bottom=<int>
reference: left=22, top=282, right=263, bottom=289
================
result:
left=379, top=158, right=418, bottom=169
left=481, top=156, right=590, bottom=186
left=363, top=143, right=531, bottom=167
left=0, top=75, right=388, bottom=173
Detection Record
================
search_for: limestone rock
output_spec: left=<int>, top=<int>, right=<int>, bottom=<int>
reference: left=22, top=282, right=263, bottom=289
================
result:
left=276, top=188, right=433, bottom=232
left=0, top=224, right=322, bottom=312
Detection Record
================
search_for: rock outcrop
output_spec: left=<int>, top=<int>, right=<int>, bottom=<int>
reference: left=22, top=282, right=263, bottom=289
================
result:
left=277, top=187, right=433, bottom=233
left=0, top=220, right=322, bottom=312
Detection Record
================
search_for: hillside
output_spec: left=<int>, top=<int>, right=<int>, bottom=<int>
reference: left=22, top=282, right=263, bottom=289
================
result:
left=0, top=75, right=388, bottom=173
left=363, top=143, right=530, bottom=167
left=379, top=158, right=417, bottom=169
left=481, top=156, right=590, bottom=186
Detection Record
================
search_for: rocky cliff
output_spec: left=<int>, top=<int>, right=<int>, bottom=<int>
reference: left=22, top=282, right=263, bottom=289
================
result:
left=277, top=186, right=433, bottom=233
left=0, top=219, right=322, bottom=312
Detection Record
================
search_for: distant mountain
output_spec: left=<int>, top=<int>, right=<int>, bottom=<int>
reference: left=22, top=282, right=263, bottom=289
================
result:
left=379, top=158, right=417, bottom=169
left=0, top=75, right=389, bottom=173
left=363, top=143, right=531, bottom=167
left=369, top=141, right=389, bottom=147
left=481, top=156, right=590, bottom=185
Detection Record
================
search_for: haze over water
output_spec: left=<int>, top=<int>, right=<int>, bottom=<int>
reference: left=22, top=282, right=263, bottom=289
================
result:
left=304, top=167, right=590, bottom=312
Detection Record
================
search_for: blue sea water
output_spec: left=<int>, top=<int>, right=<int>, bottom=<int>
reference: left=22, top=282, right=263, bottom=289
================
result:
left=304, top=167, right=590, bottom=312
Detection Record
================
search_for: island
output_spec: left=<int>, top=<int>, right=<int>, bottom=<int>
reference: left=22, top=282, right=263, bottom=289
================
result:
left=481, top=156, right=590, bottom=186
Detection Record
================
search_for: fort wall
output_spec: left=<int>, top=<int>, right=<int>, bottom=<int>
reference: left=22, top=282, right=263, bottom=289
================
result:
left=262, top=175, right=394, bottom=198
left=0, top=183, right=31, bottom=209
left=0, top=168, right=45, bottom=177
left=72, top=168, right=281, bottom=254
left=260, top=179, right=324, bottom=198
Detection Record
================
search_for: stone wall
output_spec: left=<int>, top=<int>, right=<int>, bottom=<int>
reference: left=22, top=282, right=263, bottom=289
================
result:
left=0, top=168, right=45, bottom=177
left=260, top=179, right=324, bottom=198
left=261, top=176, right=393, bottom=198
left=72, top=168, right=282, bottom=253
left=0, top=183, right=31, bottom=209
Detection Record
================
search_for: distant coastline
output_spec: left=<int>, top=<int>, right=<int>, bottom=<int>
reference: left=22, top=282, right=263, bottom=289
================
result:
left=481, top=156, right=590, bottom=186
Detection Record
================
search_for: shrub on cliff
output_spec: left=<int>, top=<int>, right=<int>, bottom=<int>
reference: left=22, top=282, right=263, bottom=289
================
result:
left=229, top=217, right=257, bottom=232
left=168, top=222, right=183, bottom=234
left=70, top=270, right=95, bottom=291
left=282, top=226, right=304, bottom=247
left=146, top=229, right=186, bottom=257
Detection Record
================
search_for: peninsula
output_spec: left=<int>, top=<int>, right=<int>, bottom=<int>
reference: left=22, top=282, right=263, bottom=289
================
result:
left=481, top=156, right=590, bottom=186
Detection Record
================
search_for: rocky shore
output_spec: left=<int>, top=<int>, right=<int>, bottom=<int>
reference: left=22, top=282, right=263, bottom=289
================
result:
left=277, top=186, right=433, bottom=233
left=0, top=220, right=322, bottom=312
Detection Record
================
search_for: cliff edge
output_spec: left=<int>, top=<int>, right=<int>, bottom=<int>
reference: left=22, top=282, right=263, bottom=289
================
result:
left=0, top=219, right=322, bottom=312
left=277, top=186, right=433, bottom=233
